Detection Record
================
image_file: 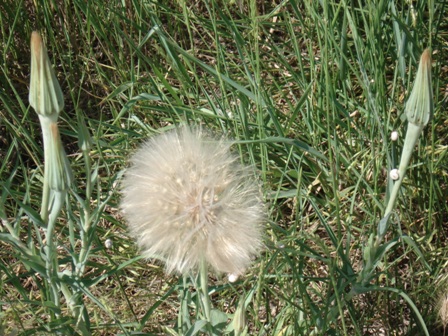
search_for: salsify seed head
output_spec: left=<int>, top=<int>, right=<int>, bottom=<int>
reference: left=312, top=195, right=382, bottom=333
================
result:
left=121, top=127, right=265, bottom=275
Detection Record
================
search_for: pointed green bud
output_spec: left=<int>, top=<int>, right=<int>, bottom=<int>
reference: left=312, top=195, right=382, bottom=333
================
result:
left=77, top=111, right=92, bottom=152
left=40, top=118, right=72, bottom=191
left=232, top=296, right=247, bottom=334
left=29, top=31, right=64, bottom=118
left=405, top=49, right=433, bottom=127
left=384, top=48, right=434, bottom=217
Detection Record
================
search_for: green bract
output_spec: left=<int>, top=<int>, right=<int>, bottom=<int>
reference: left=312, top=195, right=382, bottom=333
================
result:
left=41, top=119, right=72, bottom=191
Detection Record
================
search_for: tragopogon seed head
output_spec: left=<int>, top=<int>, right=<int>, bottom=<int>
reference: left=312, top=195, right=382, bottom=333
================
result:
left=438, top=292, right=448, bottom=331
left=120, top=127, right=265, bottom=275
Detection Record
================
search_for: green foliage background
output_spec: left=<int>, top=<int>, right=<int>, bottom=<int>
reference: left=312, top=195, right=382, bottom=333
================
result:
left=0, top=0, right=447, bottom=335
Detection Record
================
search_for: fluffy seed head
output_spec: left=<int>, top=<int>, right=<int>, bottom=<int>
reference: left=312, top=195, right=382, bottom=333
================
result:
left=438, top=292, right=448, bottom=331
left=121, top=127, right=265, bottom=275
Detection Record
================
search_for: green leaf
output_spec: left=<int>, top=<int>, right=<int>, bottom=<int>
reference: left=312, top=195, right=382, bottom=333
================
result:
left=237, top=137, right=327, bottom=161
left=185, top=320, right=208, bottom=336
left=210, top=308, right=228, bottom=328
left=377, top=213, right=392, bottom=238
left=401, top=235, right=432, bottom=272
left=42, top=300, right=62, bottom=315
left=348, top=285, right=429, bottom=336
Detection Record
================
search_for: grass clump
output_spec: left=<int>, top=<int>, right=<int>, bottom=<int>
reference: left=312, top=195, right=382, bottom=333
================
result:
left=0, top=0, right=447, bottom=335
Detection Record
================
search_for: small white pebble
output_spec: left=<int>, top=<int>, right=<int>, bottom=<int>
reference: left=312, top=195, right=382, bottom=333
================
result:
left=105, top=239, right=113, bottom=249
left=390, top=169, right=400, bottom=181
left=228, top=273, right=239, bottom=283
left=391, top=131, right=399, bottom=141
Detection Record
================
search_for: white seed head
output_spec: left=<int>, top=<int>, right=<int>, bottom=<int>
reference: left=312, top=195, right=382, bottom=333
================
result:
left=105, top=239, right=113, bottom=249
left=390, top=169, right=400, bottom=181
left=438, top=292, right=448, bottom=329
left=121, top=127, right=265, bottom=275
left=391, top=131, right=399, bottom=141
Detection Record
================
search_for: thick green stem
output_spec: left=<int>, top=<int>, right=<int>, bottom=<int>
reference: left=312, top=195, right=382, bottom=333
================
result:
left=199, top=258, right=212, bottom=332
left=45, top=191, right=67, bottom=313
left=77, top=149, right=92, bottom=276
left=39, top=117, right=53, bottom=223
left=384, top=122, right=423, bottom=216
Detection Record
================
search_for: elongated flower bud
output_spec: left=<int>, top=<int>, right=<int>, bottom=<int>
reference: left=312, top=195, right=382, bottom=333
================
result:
left=77, top=111, right=92, bottom=152
left=28, top=32, right=72, bottom=223
left=29, top=31, right=64, bottom=119
left=384, top=48, right=434, bottom=217
left=233, top=296, right=247, bottom=334
left=405, top=49, right=433, bottom=127
left=43, top=120, right=72, bottom=191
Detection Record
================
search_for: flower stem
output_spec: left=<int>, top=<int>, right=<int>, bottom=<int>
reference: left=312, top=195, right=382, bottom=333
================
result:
left=199, top=258, right=212, bottom=331
left=384, top=122, right=423, bottom=216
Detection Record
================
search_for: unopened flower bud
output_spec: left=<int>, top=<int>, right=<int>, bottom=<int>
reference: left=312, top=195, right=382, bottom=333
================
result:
left=29, top=31, right=64, bottom=119
left=28, top=32, right=71, bottom=193
left=233, top=297, right=247, bottom=333
left=77, top=111, right=92, bottom=152
left=45, top=121, right=72, bottom=191
left=405, top=49, right=433, bottom=127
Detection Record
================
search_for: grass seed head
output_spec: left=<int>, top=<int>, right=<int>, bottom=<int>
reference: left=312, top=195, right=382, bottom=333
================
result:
left=121, top=127, right=265, bottom=275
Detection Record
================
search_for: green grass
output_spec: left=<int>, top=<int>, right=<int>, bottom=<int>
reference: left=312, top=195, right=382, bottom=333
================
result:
left=1, top=0, right=447, bottom=335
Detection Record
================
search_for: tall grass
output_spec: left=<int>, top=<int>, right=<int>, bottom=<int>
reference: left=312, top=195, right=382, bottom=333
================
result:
left=0, top=0, right=447, bottom=334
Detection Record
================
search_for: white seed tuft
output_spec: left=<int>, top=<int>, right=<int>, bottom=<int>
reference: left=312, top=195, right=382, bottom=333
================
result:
left=121, top=127, right=265, bottom=275
left=438, top=292, right=448, bottom=333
